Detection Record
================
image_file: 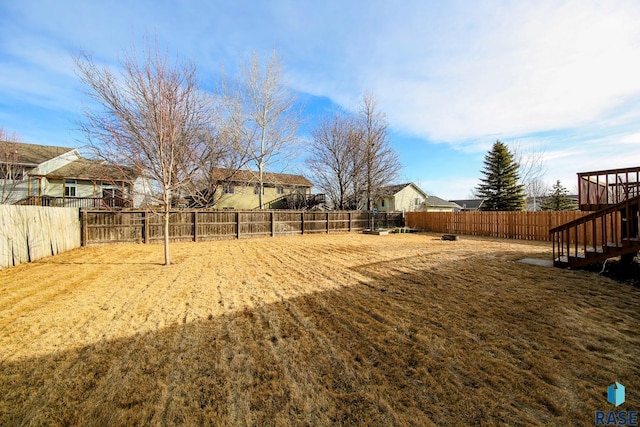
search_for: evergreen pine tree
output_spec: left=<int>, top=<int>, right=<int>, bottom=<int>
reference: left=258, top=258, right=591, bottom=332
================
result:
left=540, top=180, right=577, bottom=211
left=476, top=140, right=526, bottom=211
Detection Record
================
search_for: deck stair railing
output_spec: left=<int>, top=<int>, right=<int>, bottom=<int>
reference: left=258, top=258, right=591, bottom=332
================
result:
left=550, top=194, right=640, bottom=268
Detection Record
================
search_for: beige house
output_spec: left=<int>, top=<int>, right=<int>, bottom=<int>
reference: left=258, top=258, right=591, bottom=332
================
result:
left=0, top=141, right=142, bottom=207
left=375, top=183, right=459, bottom=213
left=209, top=169, right=318, bottom=210
left=375, top=183, right=427, bottom=212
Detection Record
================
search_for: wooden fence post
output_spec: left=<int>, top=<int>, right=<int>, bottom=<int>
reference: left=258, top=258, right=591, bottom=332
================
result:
left=301, top=212, right=305, bottom=235
left=81, top=209, right=88, bottom=247
left=271, top=211, right=275, bottom=237
left=236, top=211, right=240, bottom=239
left=143, top=211, right=149, bottom=244
left=193, top=210, right=198, bottom=242
left=326, top=212, right=330, bottom=234
left=348, top=212, right=352, bottom=232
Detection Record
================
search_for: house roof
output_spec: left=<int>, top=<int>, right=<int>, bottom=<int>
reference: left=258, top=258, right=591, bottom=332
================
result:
left=210, top=168, right=313, bottom=187
left=0, top=141, right=74, bottom=166
left=450, top=199, right=484, bottom=210
left=44, top=158, right=138, bottom=181
left=381, top=182, right=428, bottom=198
left=425, top=195, right=460, bottom=208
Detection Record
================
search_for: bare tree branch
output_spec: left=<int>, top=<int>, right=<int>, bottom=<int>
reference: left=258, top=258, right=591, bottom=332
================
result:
left=357, top=94, right=401, bottom=210
left=509, top=140, right=548, bottom=210
left=218, top=51, right=301, bottom=209
left=0, top=128, right=24, bottom=204
left=306, top=114, right=360, bottom=209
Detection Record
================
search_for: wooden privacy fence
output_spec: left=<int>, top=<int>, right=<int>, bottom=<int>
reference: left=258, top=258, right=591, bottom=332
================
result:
left=81, top=210, right=404, bottom=245
left=1, top=205, right=81, bottom=269
left=406, top=211, right=592, bottom=242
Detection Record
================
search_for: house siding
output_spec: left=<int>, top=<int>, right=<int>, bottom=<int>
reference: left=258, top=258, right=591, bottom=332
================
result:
left=378, top=184, right=425, bottom=212
left=32, top=150, right=80, bottom=176
left=214, top=184, right=310, bottom=209
left=424, top=207, right=454, bottom=212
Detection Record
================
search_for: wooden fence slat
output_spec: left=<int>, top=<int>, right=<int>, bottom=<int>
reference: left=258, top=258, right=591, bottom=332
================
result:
left=1, top=205, right=81, bottom=269
left=81, top=210, right=405, bottom=245
left=406, top=211, right=591, bottom=242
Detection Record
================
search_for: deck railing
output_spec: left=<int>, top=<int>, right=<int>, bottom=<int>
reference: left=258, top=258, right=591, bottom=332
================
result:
left=578, top=166, right=640, bottom=211
left=15, top=195, right=132, bottom=209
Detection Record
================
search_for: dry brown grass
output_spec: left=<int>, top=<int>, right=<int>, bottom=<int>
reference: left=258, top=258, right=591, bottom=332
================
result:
left=0, top=233, right=638, bottom=426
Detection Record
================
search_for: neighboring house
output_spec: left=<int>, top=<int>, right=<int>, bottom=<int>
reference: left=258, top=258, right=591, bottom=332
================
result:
left=375, top=183, right=459, bottom=213
left=0, top=141, right=142, bottom=208
left=207, top=168, right=321, bottom=210
left=423, top=195, right=461, bottom=212
left=375, top=183, right=426, bottom=212
left=450, top=199, right=484, bottom=212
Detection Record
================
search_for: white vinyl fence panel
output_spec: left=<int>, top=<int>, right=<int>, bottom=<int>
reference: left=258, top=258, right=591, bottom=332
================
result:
left=0, top=205, right=81, bottom=269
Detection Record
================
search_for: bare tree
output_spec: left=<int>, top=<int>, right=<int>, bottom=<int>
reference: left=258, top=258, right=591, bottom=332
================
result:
left=219, top=51, right=301, bottom=209
left=525, top=178, right=549, bottom=211
left=188, top=115, right=250, bottom=208
left=357, top=94, right=401, bottom=210
left=306, top=114, right=361, bottom=209
left=0, top=128, right=24, bottom=204
left=509, top=140, right=547, bottom=210
left=75, top=42, right=211, bottom=265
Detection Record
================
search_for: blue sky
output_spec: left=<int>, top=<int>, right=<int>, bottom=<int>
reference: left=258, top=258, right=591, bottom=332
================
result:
left=1, top=0, right=640, bottom=199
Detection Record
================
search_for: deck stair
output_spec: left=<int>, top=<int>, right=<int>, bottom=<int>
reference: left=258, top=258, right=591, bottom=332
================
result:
left=551, top=166, right=640, bottom=268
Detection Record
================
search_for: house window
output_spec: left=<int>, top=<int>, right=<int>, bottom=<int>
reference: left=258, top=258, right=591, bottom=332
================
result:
left=223, top=183, right=234, bottom=194
left=65, top=179, right=77, bottom=197
left=381, top=199, right=385, bottom=207
left=102, top=187, right=123, bottom=199
left=277, top=186, right=284, bottom=195
left=415, top=198, right=421, bottom=206
left=254, top=185, right=265, bottom=195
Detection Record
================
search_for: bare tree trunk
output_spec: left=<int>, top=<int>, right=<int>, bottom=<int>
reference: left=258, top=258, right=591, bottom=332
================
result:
left=164, top=209, right=171, bottom=266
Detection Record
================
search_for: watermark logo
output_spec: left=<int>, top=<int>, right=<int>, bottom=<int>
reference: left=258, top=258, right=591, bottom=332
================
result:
left=609, top=382, right=626, bottom=407
left=595, top=382, right=637, bottom=426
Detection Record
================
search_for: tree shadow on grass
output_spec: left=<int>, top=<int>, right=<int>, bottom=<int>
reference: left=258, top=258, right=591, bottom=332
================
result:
left=1, top=254, right=639, bottom=426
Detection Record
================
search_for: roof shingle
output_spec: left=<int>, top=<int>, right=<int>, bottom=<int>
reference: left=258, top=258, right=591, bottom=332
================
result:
left=210, top=168, right=312, bottom=187
left=0, top=141, right=74, bottom=165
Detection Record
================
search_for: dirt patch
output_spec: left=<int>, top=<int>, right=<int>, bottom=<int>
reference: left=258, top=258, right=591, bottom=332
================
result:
left=0, top=233, right=638, bottom=425
left=594, top=257, right=640, bottom=287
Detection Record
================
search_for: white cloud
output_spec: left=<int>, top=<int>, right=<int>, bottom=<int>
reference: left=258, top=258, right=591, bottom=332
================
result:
left=283, top=0, right=640, bottom=149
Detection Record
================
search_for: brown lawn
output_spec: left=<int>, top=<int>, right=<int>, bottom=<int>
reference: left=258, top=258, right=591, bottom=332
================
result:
left=0, top=233, right=638, bottom=426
